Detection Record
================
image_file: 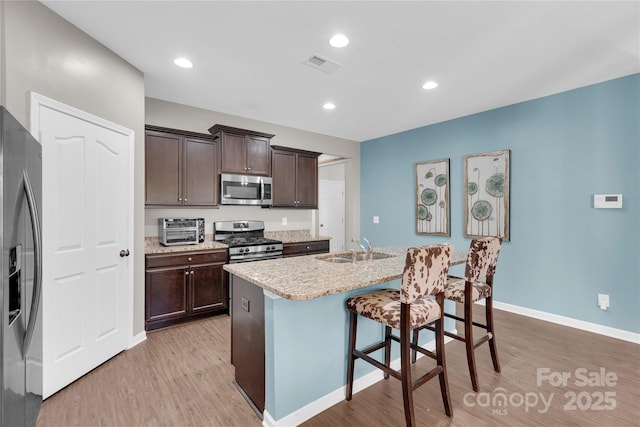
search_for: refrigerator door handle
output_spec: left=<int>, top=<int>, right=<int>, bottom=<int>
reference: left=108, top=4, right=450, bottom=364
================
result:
left=23, top=169, right=42, bottom=355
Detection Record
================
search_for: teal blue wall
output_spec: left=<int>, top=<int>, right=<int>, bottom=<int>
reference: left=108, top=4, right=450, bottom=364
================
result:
left=361, top=74, right=640, bottom=333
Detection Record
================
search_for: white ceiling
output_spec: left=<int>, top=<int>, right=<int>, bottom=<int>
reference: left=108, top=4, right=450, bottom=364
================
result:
left=41, top=1, right=639, bottom=142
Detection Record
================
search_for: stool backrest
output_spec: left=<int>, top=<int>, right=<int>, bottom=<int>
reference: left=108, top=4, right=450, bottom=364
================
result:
left=465, top=237, right=502, bottom=284
left=401, top=244, right=452, bottom=304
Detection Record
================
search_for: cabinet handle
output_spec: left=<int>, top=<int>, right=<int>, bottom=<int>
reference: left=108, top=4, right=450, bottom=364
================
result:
left=184, top=198, right=188, bottom=202
left=188, top=257, right=192, bottom=261
left=178, top=198, right=182, bottom=201
left=185, top=271, right=189, bottom=276
left=190, top=271, right=194, bottom=275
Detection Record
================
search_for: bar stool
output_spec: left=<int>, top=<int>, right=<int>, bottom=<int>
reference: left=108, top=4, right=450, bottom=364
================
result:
left=413, top=237, right=502, bottom=392
left=345, top=244, right=453, bottom=426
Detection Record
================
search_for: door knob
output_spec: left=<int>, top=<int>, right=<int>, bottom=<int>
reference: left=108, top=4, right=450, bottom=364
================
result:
left=119, top=249, right=130, bottom=257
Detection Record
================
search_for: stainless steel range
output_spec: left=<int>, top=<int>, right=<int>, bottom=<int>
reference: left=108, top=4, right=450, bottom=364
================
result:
left=214, top=220, right=283, bottom=263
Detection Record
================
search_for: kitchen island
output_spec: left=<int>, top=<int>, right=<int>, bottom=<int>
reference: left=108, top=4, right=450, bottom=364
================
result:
left=224, top=246, right=466, bottom=427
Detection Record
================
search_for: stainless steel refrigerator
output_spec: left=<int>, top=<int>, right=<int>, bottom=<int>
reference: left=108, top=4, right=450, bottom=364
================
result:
left=0, top=106, right=43, bottom=427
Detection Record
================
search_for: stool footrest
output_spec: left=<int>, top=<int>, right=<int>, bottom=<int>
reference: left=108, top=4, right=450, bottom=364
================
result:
left=473, top=334, right=491, bottom=349
left=353, top=349, right=401, bottom=381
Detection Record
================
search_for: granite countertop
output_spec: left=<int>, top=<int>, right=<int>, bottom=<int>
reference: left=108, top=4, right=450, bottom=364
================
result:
left=223, top=245, right=467, bottom=301
left=145, top=236, right=227, bottom=254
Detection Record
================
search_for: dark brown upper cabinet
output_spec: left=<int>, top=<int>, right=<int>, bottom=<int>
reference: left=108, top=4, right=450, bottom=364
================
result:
left=145, top=125, right=219, bottom=207
left=271, top=145, right=320, bottom=208
left=209, top=124, right=274, bottom=176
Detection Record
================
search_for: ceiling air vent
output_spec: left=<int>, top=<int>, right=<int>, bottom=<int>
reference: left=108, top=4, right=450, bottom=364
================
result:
left=303, top=54, right=341, bottom=74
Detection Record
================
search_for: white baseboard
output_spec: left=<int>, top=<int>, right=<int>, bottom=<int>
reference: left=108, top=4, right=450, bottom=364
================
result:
left=262, top=334, right=454, bottom=427
left=128, top=330, right=147, bottom=349
left=478, top=300, right=640, bottom=344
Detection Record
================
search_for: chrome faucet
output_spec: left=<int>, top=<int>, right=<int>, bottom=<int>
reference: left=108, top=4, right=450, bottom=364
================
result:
left=363, top=237, right=373, bottom=256
left=351, top=237, right=374, bottom=261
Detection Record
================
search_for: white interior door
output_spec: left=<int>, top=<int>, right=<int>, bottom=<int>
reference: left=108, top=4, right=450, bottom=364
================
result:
left=30, top=93, right=134, bottom=398
left=319, top=180, right=345, bottom=252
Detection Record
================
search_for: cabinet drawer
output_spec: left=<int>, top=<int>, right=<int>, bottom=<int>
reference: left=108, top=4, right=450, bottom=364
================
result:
left=282, top=240, right=329, bottom=257
left=146, top=250, right=227, bottom=269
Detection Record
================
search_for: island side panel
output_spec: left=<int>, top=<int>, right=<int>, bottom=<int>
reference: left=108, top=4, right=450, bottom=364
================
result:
left=231, top=275, right=266, bottom=413
left=263, top=282, right=398, bottom=422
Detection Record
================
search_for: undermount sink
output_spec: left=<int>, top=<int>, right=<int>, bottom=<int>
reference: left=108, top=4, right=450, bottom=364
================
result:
left=316, top=251, right=396, bottom=263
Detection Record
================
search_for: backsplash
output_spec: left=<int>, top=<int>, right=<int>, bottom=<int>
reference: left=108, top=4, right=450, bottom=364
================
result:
left=265, top=229, right=313, bottom=242
left=144, top=205, right=313, bottom=237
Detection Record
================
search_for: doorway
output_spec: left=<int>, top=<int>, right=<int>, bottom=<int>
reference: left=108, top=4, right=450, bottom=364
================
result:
left=318, top=157, right=346, bottom=252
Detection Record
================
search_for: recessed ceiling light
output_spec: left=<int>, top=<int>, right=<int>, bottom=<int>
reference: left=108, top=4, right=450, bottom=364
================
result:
left=323, top=102, right=336, bottom=110
left=422, top=81, right=438, bottom=90
left=174, top=57, right=193, bottom=68
left=329, top=34, right=349, bottom=48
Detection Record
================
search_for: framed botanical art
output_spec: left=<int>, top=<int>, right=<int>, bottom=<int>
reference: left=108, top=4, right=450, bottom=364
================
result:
left=416, top=158, right=450, bottom=236
left=464, top=149, right=510, bottom=240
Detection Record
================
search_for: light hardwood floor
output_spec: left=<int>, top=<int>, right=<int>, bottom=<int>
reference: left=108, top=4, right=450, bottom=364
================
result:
left=37, top=308, right=640, bottom=426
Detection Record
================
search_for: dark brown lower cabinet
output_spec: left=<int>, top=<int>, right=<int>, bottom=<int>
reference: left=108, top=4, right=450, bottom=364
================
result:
left=231, top=275, right=265, bottom=416
left=282, top=240, right=330, bottom=257
left=145, top=249, right=228, bottom=331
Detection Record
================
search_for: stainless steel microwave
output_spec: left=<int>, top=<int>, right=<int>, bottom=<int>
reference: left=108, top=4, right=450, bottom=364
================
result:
left=159, top=218, right=205, bottom=246
left=220, top=173, right=272, bottom=206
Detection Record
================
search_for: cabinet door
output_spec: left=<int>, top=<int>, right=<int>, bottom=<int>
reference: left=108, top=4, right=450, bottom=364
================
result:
left=190, top=264, right=227, bottom=313
left=220, top=132, right=247, bottom=174
left=245, top=135, right=271, bottom=175
left=146, top=267, right=188, bottom=322
left=271, top=150, right=297, bottom=207
left=184, top=138, right=218, bottom=206
left=145, top=132, right=182, bottom=205
left=295, top=154, right=318, bottom=208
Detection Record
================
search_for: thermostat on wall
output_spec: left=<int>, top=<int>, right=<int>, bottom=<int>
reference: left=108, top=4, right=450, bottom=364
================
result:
left=594, top=194, right=622, bottom=209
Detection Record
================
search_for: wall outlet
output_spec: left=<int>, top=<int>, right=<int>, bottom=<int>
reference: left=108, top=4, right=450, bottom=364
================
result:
left=597, top=293, right=610, bottom=310
left=373, top=216, right=380, bottom=224
left=282, top=217, right=287, bottom=225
